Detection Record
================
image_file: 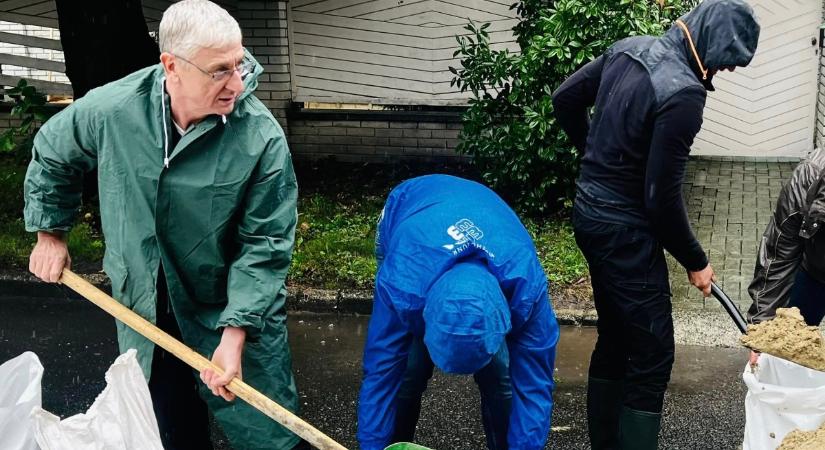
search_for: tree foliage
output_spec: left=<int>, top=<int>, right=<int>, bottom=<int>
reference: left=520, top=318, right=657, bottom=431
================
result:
left=451, top=0, right=698, bottom=214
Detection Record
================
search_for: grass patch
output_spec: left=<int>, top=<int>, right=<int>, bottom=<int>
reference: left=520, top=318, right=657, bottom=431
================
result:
left=0, top=158, right=588, bottom=289
left=66, top=222, right=105, bottom=265
left=0, top=157, right=104, bottom=271
left=0, top=219, right=103, bottom=269
left=525, top=219, right=588, bottom=286
left=0, top=218, right=33, bottom=267
left=289, top=193, right=384, bottom=289
left=289, top=197, right=588, bottom=290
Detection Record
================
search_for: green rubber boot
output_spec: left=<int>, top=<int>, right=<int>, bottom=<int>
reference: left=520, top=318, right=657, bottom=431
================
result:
left=618, top=407, right=662, bottom=450
left=587, top=377, right=624, bottom=450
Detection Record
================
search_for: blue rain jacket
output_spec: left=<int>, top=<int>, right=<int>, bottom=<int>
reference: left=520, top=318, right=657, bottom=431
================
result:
left=357, top=175, right=560, bottom=450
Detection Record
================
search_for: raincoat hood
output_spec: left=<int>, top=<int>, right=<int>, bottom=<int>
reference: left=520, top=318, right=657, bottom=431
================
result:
left=611, top=0, right=759, bottom=102
left=423, top=260, right=511, bottom=374
left=237, top=48, right=264, bottom=102
left=674, top=0, right=760, bottom=71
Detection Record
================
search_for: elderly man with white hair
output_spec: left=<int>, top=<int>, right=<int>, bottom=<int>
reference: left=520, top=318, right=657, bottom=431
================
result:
left=23, top=1, right=305, bottom=448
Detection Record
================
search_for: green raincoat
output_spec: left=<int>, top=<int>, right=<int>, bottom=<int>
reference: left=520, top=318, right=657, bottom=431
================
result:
left=24, top=53, right=301, bottom=449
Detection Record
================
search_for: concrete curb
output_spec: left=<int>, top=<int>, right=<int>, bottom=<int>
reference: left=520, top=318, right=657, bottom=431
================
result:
left=2, top=271, right=755, bottom=347
left=0, top=270, right=600, bottom=326
left=287, top=286, right=374, bottom=315
left=554, top=308, right=599, bottom=326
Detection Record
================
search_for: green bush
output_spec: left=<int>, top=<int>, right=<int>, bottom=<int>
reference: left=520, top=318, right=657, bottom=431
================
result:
left=0, top=81, right=61, bottom=220
left=0, top=80, right=59, bottom=163
left=451, top=0, right=697, bottom=215
left=0, top=161, right=26, bottom=220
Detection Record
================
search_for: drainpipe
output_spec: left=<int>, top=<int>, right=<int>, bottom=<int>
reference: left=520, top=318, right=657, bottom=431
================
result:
left=815, top=21, right=825, bottom=152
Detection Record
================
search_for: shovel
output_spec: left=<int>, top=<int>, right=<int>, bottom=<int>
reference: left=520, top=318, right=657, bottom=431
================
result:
left=710, top=282, right=749, bottom=334
left=59, top=269, right=347, bottom=450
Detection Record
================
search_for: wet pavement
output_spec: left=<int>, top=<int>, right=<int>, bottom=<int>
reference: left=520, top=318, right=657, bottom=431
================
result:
left=0, top=294, right=751, bottom=449
left=671, top=158, right=798, bottom=313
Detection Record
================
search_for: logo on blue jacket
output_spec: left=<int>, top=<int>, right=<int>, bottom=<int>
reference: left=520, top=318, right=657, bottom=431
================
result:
left=442, top=219, right=483, bottom=251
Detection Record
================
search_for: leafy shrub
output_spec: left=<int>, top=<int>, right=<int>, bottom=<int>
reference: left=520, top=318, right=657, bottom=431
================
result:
left=0, top=80, right=62, bottom=220
left=0, top=80, right=59, bottom=162
left=451, top=0, right=698, bottom=215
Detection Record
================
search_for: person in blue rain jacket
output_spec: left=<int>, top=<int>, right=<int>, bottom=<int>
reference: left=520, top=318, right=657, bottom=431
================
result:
left=357, top=174, right=560, bottom=450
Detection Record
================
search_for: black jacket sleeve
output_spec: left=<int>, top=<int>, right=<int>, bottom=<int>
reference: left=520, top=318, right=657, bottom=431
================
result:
left=747, top=153, right=823, bottom=323
left=551, top=55, right=606, bottom=153
left=644, top=87, right=708, bottom=272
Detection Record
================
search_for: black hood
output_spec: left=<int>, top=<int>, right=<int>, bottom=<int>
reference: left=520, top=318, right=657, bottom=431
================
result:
left=677, top=0, right=760, bottom=70
left=666, top=0, right=761, bottom=88
left=611, top=0, right=760, bottom=102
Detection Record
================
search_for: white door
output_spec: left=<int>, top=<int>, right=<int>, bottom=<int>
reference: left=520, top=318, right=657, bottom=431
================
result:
left=692, top=0, right=821, bottom=157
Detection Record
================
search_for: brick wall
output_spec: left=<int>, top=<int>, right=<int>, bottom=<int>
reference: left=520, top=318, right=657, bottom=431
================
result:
left=287, top=119, right=465, bottom=162
left=0, top=109, right=22, bottom=129
left=237, top=0, right=292, bottom=131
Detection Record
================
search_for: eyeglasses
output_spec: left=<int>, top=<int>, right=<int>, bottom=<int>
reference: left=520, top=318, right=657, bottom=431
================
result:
left=173, top=54, right=254, bottom=82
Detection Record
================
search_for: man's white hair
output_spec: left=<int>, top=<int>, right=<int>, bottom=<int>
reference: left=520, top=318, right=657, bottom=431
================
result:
left=159, top=0, right=242, bottom=59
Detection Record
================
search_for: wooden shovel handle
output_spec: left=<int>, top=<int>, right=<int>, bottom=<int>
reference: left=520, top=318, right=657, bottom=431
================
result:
left=59, top=269, right=347, bottom=450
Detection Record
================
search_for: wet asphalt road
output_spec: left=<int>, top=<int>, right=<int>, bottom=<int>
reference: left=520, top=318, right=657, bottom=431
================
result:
left=0, top=294, right=750, bottom=449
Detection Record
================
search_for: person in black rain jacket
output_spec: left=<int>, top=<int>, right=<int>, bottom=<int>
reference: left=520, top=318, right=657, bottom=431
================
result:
left=552, top=1, right=760, bottom=448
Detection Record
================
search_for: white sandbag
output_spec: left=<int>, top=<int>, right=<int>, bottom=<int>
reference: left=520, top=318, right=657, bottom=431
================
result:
left=0, top=352, right=44, bottom=450
left=32, top=349, right=163, bottom=450
left=742, top=353, right=825, bottom=449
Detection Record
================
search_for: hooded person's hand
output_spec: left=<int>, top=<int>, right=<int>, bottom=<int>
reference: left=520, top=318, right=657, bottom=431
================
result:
left=688, top=263, right=716, bottom=297
left=201, top=326, right=246, bottom=401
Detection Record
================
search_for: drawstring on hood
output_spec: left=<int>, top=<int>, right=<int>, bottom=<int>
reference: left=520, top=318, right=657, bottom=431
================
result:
left=671, top=0, right=760, bottom=87
left=675, top=19, right=708, bottom=81
left=160, top=77, right=170, bottom=168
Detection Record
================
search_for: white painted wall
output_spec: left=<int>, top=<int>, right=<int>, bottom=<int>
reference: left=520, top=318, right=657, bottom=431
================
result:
left=693, top=0, right=821, bottom=157
left=289, top=0, right=519, bottom=105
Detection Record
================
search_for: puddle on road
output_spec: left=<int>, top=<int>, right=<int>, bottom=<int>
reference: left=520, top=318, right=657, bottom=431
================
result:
left=289, top=314, right=750, bottom=392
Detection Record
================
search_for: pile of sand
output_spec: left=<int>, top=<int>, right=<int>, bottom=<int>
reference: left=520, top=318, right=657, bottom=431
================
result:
left=740, top=307, right=825, bottom=371
left=779, top=422, right=825, bottom=450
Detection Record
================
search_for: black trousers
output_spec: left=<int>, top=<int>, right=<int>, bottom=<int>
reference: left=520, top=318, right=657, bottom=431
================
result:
left=391, top=339, right=512, bottom=450
left=148, top=268, right=214, bottom=450
left=573, top=209, right=675, bottom=413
